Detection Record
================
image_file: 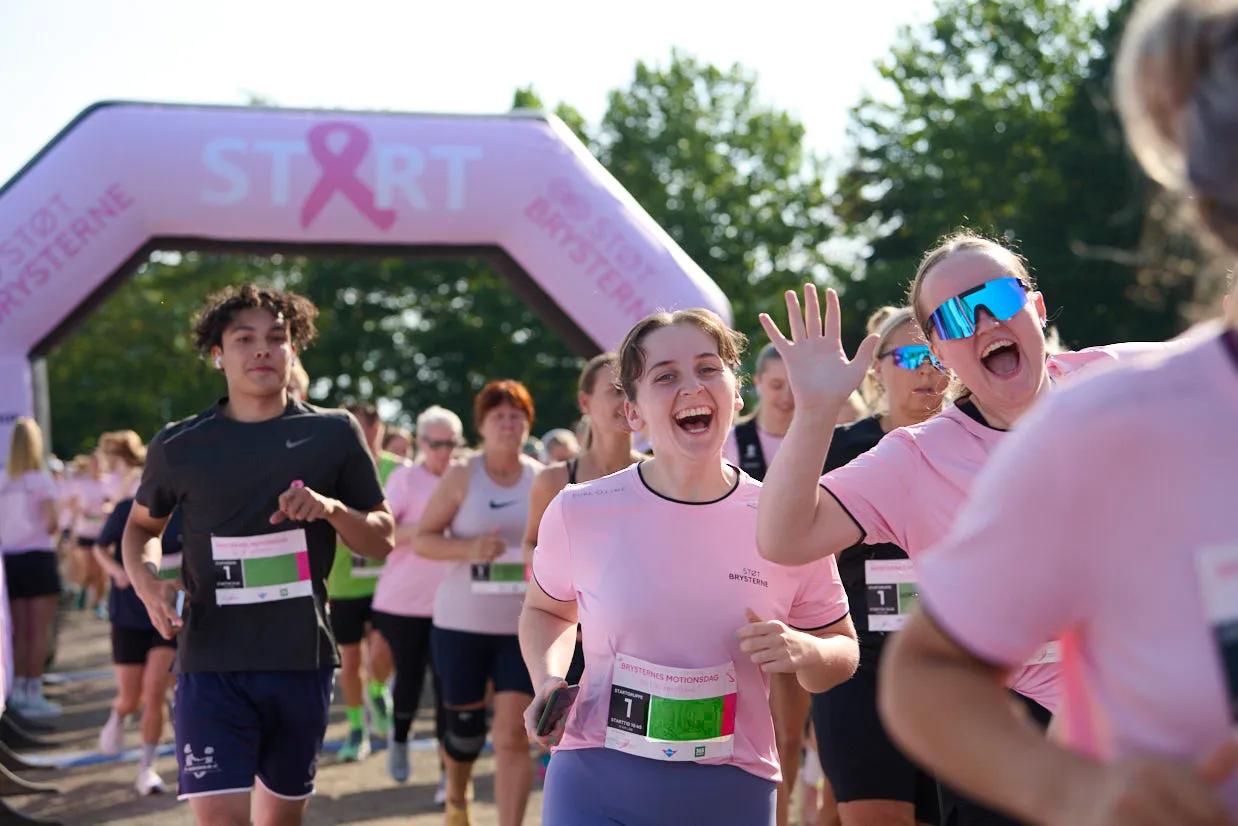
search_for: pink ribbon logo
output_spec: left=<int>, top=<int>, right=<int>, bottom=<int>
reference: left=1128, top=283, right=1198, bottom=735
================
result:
left=300, top=122, right=396, bottom=230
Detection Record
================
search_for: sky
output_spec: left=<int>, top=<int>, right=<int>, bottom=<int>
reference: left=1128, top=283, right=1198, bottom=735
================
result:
left=0, top=0, right=1116, bottom=185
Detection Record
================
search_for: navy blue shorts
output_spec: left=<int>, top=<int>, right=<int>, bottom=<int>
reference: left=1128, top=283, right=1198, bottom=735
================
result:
left=542, top=747, right=776, bottom=825
left=430, top=626, right=533, bottom=705
left=174, top=669, right=333, bottom=800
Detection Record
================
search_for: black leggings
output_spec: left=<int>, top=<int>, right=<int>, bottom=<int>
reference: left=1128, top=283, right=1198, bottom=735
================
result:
left=373, top=612, right=446, bottom=745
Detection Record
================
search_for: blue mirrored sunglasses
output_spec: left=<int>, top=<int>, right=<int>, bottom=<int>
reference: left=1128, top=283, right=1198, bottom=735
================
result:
left=879, top=344, right=943, bottom=371
left=927, top=276, right=1029, bottom=341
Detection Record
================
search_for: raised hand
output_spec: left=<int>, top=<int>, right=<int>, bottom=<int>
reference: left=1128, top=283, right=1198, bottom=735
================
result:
left=758, top=285, right=879, bottom=414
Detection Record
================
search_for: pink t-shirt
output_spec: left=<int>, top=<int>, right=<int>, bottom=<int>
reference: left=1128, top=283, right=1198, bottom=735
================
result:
left=533, top=463, right=850, bottom=783
left=723, top=424, right=785, bottom=467
left=0, top=471, right=58, bottom=553
left=917, top=330, right=1238, bottom=813
left=373, top=463, right=449, bottom=617
left=820, top=348, right=1128, bottom=710
left=70, top=475, right=110, bottom=540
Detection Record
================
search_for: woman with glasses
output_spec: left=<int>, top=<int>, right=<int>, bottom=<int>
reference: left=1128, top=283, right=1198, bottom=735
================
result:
left=880, top=1, right=1238, bottom=822
left=810, top=306, right=947, bottom=826
left=756, top=241, right=1162, bottom=826
left=416, top=381, right=543, bottom=826
left=372, top=406, right=463, bottom=789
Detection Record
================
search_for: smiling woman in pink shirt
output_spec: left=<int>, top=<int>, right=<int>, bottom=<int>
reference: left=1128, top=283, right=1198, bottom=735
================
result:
left=756, top=240, right=1166, bottom=826
left=879, top=2, right=1238, bottom=824
left=519, top=309, right=858, bottom=826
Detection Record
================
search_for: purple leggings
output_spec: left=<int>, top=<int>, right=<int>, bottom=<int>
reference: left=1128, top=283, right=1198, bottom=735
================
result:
left=542, top=747, right=776, bottom=825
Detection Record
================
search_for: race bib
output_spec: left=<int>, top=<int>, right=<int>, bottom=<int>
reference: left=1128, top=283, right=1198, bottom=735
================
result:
left=866, top=559, right=918, bottom=632
left=604, top=653, right=736, bottom=762
left=159, top=552, right=182, bottom=581
left=350, top=553, right=384, bottom=578
left=470, top=546, right=526, bottom=595
left=211, top=529, right=312, bottom=605
left=1195, top=544, right=1238, bottom=721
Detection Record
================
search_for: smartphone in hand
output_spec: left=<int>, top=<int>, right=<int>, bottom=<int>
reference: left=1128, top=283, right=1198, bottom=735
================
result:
left=536, top=684, right=580, bottom=737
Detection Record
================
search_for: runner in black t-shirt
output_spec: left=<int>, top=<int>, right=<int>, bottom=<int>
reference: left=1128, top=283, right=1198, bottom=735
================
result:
left=122, top=284, right=394, bottom=826
left=809, top=307, right=948, bottom=826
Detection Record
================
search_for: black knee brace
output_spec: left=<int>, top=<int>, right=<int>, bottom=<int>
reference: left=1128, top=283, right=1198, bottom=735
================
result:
left=444, top=707, right=488, bottom=762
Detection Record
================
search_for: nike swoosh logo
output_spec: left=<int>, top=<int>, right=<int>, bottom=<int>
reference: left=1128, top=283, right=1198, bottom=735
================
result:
left=489, top=500, right=517, bottom=509
left=286, top=437, right=313, bottom=449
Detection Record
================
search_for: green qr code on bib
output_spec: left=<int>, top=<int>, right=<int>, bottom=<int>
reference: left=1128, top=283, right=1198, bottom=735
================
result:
left=647, top=696, right=727, bottom=742
left=898, top=582, right=919, bottom=613
left=489, top=563, right=525, bottom=583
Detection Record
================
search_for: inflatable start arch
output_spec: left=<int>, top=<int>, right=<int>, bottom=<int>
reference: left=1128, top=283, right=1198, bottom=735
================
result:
left=0, top=102, right=731, bottom=451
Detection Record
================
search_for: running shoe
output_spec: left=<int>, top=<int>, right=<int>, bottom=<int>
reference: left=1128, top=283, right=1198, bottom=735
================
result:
left=445, top=800, right=471, bottom=826
left=337, top=727, right=371, bottom=762
left=99, top=711, right=124, bottom=756
left=434, top=777, right=448, bottom=806
left=17, top=692, right=62, bottom=719
left=366, top=686, right=392, bottom=739
left=135, top=766, right=167, bottom=796
left=386, top=739, right=410, bottom=783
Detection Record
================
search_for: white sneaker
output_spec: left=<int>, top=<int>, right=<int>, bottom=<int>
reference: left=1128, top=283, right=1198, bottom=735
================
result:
left=135, top=766, right=167, bottom=796
left=99, top=711, right=124, bottom=755
left=19, top=691, right=62, bottom=719
left=434, top=776, right=448, bottom=806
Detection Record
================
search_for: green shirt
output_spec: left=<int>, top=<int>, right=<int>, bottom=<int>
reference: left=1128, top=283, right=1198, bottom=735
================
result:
left=327, top=452, right=404, bottom=600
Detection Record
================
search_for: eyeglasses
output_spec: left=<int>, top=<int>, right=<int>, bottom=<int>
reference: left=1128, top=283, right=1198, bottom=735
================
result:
left=421, top=438, right=459, bottom=451
left=926, top=276, right=1029, bottom=341
left=878, top=344, right=943, bottom=371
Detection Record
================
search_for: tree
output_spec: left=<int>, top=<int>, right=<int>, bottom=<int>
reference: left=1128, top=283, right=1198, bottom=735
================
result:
left=593, top=52, right=835, bottom=351
left=834, top=0, right=1194, bottom=347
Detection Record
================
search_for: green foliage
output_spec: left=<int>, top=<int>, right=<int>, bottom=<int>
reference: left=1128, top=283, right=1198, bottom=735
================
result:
left=834, top=0, right=1192, bottom=347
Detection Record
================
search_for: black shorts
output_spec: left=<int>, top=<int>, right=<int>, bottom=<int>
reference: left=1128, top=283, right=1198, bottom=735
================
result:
left=111, top=625, right=175, bottom=665
left=75, top=536, right=97, bottom=550
left=812, top=666, right=940, bottom=823
left=431, top=626, right=533, bottom=704
left=328, top=596, right=373, bottom=646
left=4, top=551, right=62, bottom=600
left=936, top=693, right=1051, bottom=826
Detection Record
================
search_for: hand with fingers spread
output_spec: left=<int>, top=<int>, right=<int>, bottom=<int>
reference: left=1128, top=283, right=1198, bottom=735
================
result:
left=1053, top=739, right=1238, bottom=826
left=758, top=285, right=880, bottom=414
left=269, top=482, right=338, bottom=525
left=736, top=608, right=815, bottom=674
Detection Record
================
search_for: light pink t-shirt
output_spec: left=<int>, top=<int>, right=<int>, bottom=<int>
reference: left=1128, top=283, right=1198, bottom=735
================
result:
left=70, top=475, right=110, bottom=540
left=534, top=463, right=850, bottom=783
left=723, top=423, right=785, bottom=467
left=0, top=471, right=58, bottom=553
left=917, top=330, right=1238, bottom=813
left=373, top=463, right=449, bottom=617
left=820, top=348, right=1127, bottom=711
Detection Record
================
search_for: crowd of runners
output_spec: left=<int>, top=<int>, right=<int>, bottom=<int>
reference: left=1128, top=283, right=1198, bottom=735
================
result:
left=0, top=1, right=1236, bottom=824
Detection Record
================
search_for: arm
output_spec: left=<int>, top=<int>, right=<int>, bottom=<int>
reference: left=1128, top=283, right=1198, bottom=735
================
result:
left=269, top=484, right=395, bottom=560
left=737, top=610, right=859, bottom=694
left=40, top=499, right=57, bottom=536
left=881, top=612, right=1237, bottom=826
left=756, top=286, right=875, bottom=565
left=122, top=501, right=180, bottom=639
left=522, top=466, right=567, bottom=566
left=414, top=464, right=503, bottom=562
left=92, top=544, right=129, bottom=586
left=519, top=578, right=580, bottom=748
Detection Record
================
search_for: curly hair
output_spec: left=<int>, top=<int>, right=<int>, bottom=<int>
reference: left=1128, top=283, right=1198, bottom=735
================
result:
left=192, top=284, right=319, bottom=357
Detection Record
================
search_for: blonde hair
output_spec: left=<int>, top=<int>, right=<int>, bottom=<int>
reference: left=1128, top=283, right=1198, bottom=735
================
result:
left=6, top=418, right=46, bottom=480
left=1118, top=0, right=1238, bottom=253
left=861, top=306, right=918, bottom=412
left=618, top=309, right=747, bottom=401
left=100, top=430, right=146, bottom=468
left=907, top=231, right=1036, bottom=340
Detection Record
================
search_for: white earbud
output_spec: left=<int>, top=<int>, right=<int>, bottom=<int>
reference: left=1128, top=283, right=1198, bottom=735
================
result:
left=214, top=356, right=222, bottom=370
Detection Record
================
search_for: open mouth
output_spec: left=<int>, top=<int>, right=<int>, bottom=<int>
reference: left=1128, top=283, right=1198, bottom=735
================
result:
left=674, top=405, right=714, bottom=434
left=980, top=338, right=1021, bottom=378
